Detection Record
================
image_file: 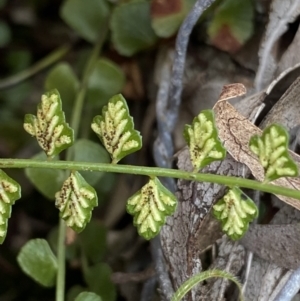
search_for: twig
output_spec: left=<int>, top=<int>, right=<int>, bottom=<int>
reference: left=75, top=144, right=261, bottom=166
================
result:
left=153, top=0, right=217, bottom=185
left=150, top=236, right=173, bottom=301
left=242, top=252, right=253, bottom=295
left=153, top=48, right=176, bottom=190
left=217, top=242, right=239, bottom=301
left=153, top=1, right=216, bottom=299
left=140, top=277, right=157, bottom=301
left=273, top=268, right=300, bottom=301
left=167, top=0, right=216, bottom=131
left=154, top=0, right=217, bottom=172
left=152, top=48, right=175, bottom=299
left=254, top=0, right=300, bottom=91
left=0, top=45, right=71, bottom=90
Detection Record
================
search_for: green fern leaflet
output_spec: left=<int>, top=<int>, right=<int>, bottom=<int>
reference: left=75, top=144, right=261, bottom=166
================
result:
left=55, top=171, right=98, bottom=232
left=184, top=110, right=226, bottom=171
left=127, top=177, right=177, bottom=240
left=91, top=94, right=142, bottom=164
left=23, top=89, right=74, bottom=158
left=213, top=187, right=258, bottom=240
left=0, top=169, right=21, bottom=244
left=249, top=124, right=298, bottom=182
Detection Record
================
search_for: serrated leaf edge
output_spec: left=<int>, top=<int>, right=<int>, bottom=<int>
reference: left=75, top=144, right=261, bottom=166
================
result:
left=184, top=110, right=226, bottom=171
left=23, top=89, right=74, bottom=158
left=55, top=171, right=98, bottom=232
left=91, top=94, right=142, bottom=163
left=249, top=124, right=298, bottom=181
left=127, top=177, right=177, bottom=240
left=213, top=187, right=257, bottom=240
left=0, top=169, right=21, bottom=244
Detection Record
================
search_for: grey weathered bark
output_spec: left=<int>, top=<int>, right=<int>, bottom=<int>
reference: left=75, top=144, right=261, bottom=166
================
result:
left=160, top=91, right=263, bottom=300
left=156, top=0, right=300, bottom=299
left=161, top=77, right=300, bottom=300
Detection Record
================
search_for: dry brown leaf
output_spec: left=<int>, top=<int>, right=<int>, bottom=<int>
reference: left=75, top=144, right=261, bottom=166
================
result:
left=218, top=83, right=246, bottom=101
left=213, top=84, right=300, bottom=210
left=261, top=76, right=300, bottom=130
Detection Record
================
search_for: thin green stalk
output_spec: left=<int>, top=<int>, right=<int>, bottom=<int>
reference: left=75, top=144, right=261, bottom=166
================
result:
left=0, top=45, right=71, bottom=90
left=55, top=218, right=66, bottom=301
left=55, top=29, right=107, bottom=301
left=171, top=269, right=243, bottom=301
left=70, top=26, right=108, bottom=137
left=1, top=159, right=300, bottom=200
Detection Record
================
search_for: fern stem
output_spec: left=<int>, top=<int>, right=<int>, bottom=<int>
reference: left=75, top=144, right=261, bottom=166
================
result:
left=70, top=26, right=108, bottom=136
left=1, top=159, right=300, bottom=201
left=55, top=218, right=66, bottom=301
left=55, top=28, right=108, bottom=301
left=0, top=45, right=70, bottom=90
left=171, top=269, right=244, bottom=301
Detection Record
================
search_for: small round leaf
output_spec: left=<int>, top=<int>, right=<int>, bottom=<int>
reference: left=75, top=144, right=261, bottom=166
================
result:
left=83, top=263, right=116, bottom=301
left=25, top=152, right=66, bottom=200
left=60, top=0, right=110, bottom=43
left=17, top=239, right=57, bottom=287
left=111, top=1, right=158, bottom=56
left=151, top=0, right=196, bottom=38
left=45, top=62, right=79, bottom=120
left=78, top=220, right=107, bottom=264
left=75, top=292, right=102, bottom=301
left=208, top=0, right=254, bottom=53
left=87, top=58, right=125, bottom=107
left=71, top=139, right=110, bottom=186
